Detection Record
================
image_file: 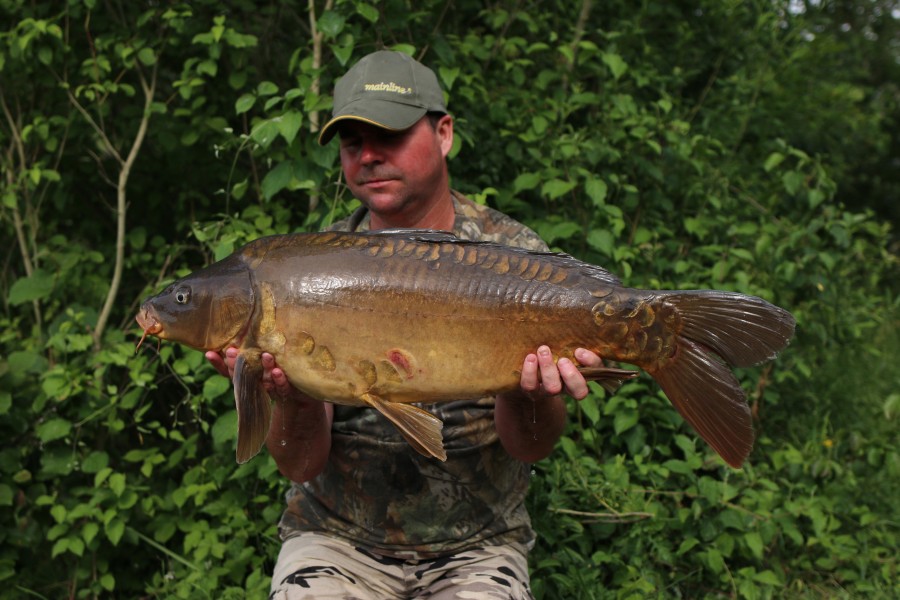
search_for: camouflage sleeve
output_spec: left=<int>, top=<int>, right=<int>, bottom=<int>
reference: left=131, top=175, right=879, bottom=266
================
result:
left=450, top=190, right=549, bottom=252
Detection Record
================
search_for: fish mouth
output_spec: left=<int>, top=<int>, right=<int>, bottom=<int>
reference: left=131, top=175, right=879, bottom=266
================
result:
left=135, top=306, right=163, bottom=352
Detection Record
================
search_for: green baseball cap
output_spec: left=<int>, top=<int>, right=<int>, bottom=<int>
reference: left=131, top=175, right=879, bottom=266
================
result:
left=318, top=50, right=447, bottom=145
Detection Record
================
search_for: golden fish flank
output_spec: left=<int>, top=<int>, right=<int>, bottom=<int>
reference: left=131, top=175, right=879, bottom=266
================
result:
left=136, top=229, right=795, bottom=467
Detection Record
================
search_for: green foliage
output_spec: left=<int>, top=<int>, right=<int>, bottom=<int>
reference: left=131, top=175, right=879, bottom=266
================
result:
left=1, top=0, right=897, bottom=598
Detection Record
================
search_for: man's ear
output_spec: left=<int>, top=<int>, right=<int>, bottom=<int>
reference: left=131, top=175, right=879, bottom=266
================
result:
left=436, top=114, right=454, bottom=158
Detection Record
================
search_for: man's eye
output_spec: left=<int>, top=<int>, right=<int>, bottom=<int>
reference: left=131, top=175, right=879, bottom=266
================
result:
left=339, top=133, right=361, bottom=147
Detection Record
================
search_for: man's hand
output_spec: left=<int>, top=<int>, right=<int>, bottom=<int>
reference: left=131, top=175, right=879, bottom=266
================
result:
left=204, top=347, right=333, bottom=482
left=519, top=346, right=603, bottom=402
left=495, top=346, right=603, bottom=463
left=205, top=348, right=300, bottom=401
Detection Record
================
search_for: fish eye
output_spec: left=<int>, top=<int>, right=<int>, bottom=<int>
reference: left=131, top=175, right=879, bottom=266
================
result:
left=174, top=287, right=191, bottom=304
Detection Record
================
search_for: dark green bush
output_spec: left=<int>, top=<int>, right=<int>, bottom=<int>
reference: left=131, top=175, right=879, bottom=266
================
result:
left=2, top=1, right=897, bottom=597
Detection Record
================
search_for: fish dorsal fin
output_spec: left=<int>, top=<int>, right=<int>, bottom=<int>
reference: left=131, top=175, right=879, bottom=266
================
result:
left=360, top=393, right=447, bottom=461
left=233, top=350, right=272, bottom=464
left=369, top=228, right=459, bottom=243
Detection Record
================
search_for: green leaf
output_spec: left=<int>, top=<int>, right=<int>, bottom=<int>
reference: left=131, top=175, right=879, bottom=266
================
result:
left=704, top=548, right=725, bottom=573
left=585, top=177, right=608, bottom=207
left=108, top=473, right=126, bottom=497
left=782, top=170, right=804, bottom=195
left=275, top=111, right=303, bottom=145
left=50, top=504, right=67, bottom=524
left=763, top=152, right=785, bottom=172
left=391, top=44, right=416, bottom=56
left=754, top=569, right=782, bottom=585
left=82, top=521, right=100, bottom=545
left=541, top=179, right=576, bottom=200
left=100, top=573, right=115, bottom=591
left=212, top=410, right=238, bottom=444
left=745, top=531, right=764, bottom=559
left=601, top=52, right=628, bottom=80
left=105, top=517, right=125, bottom=545
left=36, top=418, right=71, bottom=443
left=513, top=172, right=541, bottom=193
left=261, top=161, right=293, bottom=200
left=137, top=47, right=156, bottom=65
left=587, top=229, right=614, bottom=256
left=808, top=188, right=825, bottom=208
left=356, top=3, right=379, bottom=23
left=202, top=375, right=232, bottom=401
left=257, top=81, right=278, bottom=96
left=317, top=11, right=345, bottom=37
left=580, top=395, right=600, bottom=424
left=235, top=93, right=256, bottom=114
left=51, top=538, right=69, bottom=558
left=676, top=538, right=700, bottom=555
left=68, top=537, right=85, bottom=557
left=251, top=119, right=279, bottom=148
left=439, top=66, right=460, bottom=90
left=613, top=410, right=638, bottom=435
left=8, top=269, right=55, bottom=305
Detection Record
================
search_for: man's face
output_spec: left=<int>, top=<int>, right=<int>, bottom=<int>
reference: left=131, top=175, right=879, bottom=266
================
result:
left=338, top=115, right=453, bottom=220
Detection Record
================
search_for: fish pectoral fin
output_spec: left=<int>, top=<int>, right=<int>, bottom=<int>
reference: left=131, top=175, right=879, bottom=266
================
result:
left=360, top=393, right=447, bottom=462
left=233, top=351, right=272, bottom=464
left=577, top=365, right=640, bottom=394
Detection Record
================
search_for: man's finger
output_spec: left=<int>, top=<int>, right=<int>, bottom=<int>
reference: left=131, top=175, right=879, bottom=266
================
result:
left=205, top=351, right=229, bottom=377
left=536, top=346, right=562, bottom=395
left=558, top=357, right=589, bottom=400
left=574, top=347, right=604, bottom=368
left=520, top=353, right=540, bottom=392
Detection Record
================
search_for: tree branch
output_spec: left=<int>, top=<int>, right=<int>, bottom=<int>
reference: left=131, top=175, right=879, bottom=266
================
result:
left=305, top=0, right=334, bottom=212
left=92, top=63, right=157, bottom=349
left=1, top=87, right=44, bottom=332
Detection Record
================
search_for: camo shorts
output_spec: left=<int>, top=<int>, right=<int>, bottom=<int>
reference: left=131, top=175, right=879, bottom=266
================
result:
left=269, top=532, right=534, bottom=600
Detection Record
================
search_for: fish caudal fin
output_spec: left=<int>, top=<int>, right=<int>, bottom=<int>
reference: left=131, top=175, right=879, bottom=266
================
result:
left=233, top=351, right=273, bottom=464
left=649, top=292, right=795, bottom=468
left=360, top=393, right=447, bottom=461
left=665, top=291, right=796, bottom=368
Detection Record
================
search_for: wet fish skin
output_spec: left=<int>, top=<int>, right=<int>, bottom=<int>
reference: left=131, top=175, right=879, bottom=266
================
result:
left=136, top=230, right=795, bottom=468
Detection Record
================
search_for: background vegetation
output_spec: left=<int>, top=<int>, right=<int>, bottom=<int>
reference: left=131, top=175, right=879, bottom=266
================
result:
left=2, top=1, right=897, bottom=598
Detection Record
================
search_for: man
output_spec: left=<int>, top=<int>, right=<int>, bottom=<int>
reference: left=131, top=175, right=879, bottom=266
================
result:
left=208, top=50, right=604, bottom=599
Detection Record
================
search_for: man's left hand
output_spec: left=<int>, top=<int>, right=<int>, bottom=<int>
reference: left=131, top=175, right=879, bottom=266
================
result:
left=518, top=345, right=603, bottom=401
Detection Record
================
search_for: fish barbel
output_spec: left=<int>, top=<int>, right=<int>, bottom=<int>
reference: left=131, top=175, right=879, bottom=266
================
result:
left=135, top=230, right=795, bottom=467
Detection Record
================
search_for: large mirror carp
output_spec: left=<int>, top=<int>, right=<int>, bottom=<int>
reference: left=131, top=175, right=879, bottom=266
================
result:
left=136, top=229, right=795, bottom=468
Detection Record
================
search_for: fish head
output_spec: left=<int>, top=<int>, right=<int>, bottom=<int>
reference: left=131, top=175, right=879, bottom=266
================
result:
left=136, top=255, right=255, bottom=351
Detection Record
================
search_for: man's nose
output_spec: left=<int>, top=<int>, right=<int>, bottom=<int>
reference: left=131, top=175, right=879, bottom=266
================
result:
left=358, top=139, right=384, bottom=165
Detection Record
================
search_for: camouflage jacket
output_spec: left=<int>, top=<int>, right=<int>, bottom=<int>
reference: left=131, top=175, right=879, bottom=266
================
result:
left=277, top=190, right=548, bottom=560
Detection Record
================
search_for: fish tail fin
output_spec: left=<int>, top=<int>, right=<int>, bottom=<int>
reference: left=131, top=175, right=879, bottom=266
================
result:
left=646, top=291, right=795, bottom=468
left=361, top=393, right=447, bottom=461
left=233, top=351, right=273, bottom=464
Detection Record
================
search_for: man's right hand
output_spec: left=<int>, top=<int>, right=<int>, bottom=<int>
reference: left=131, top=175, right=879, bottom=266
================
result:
left=204, top=347, right=334, bottom=482
left=206, top=348, right=303, bottom=402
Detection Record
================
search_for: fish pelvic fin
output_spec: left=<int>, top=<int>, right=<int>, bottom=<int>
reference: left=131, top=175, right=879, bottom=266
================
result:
left=646, top=291, right=795, bottom=468
left=233, top=350, right=272, bottom=464
left=576, top=365, right=639, bottom=394
left=360, top=393, right=447, bottom=461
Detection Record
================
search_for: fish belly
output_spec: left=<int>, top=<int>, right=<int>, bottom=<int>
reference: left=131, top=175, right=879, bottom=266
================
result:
left=262, top=292, right=593, bottom=407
